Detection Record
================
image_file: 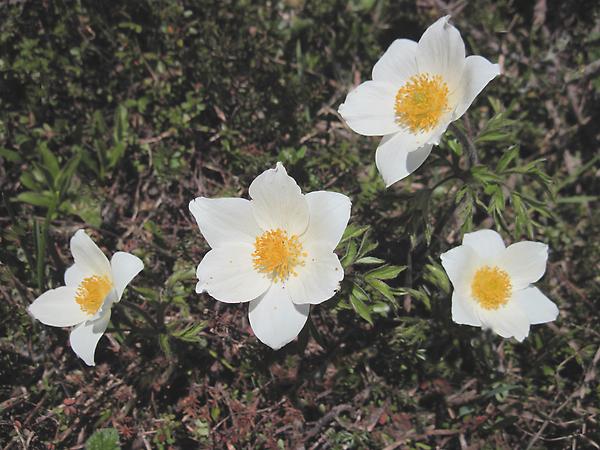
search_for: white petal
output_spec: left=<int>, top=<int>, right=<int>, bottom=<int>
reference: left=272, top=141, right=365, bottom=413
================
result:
left=513, top=287, right=558, bottom=325
left=477, top=301, right=530, bottom=342
left=440, top=244, right=479, bottom=294
left=69, top=310, right=111, bottom=366
left=28, top=286, right=89, bottom=327
left=64, top=264, right=86, bottom=287
left=70, top=229, right=111, bottom=277
left=189, top=197, right=262, bottom=248
left=375, top=133, right=433, bottom=187
left=286, top=244, right=344, bottom=305
left=462, top=229, right=505, bottom=261
left=196, top=244, right=270, bottom=303
left=417, top=16, right=466, bottom=88
left=110, top=252, right=144, bottom=301
left=249, top=162, right=309, bottom=235
left=498, top=241, right=548, bottom=290
left=301, top=191, right=351, bottom=251
left=372, top=39, right=419, bottom=85
left=451, top=292, right=481, bottom=326
left=248, top=284, right=310, bottom=349
left=453, top=55, right=500, bottom=119
left=337, top=80, right=400, bottom=136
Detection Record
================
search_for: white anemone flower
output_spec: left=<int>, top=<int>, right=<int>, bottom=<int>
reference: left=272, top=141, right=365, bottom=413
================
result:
left=189, top=162, right=351, bottom=350
left=338, top=16, right=500, bottom=187
left=440, top=229, right=559, bottom=341
left=28, top=230, right=144, bottom=365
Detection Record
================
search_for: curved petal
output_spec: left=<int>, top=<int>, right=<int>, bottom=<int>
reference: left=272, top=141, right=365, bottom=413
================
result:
left=110, top=251, right=144, bottom=301
left=248, top=284, right=310, bottom=350
left=249, top=162, right=309, bottom=235
left=440, top=244, right=479, bottom=294
left=476, top=301, right=530, bottom=342
left=372, top=39, right=419, bottom=85
left=453, top=55, right=500, bottom=119
left=189, top=197, right=262, bottom=248
left=28, top=286, right=89, bottom=327
left=337, top=80, right=400, bottom=136
left=196, top=244, right=270, bottom=303
left=69, top=310, right=111, bottom=366
left=375, top=133, right=433, bottom=187
left=70, top=230, right=111, bottom=277
left=301, top=191, right=351, bottom=251
left=286, top=245, right=344, bottom=305
left=451, top=292, right=481, bottom=326
left=417, top=16, right=466, bottom=89
left=64, top=264, right=86, bottom=287
left=498, top=241, right=548, bottom=290
left=513, top=287, right=558, bottom=325
left=462, top=229, right=505, bottom=261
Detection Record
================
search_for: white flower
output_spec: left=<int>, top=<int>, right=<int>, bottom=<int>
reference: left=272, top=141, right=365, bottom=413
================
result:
left=338, top=16, right=500, bottom=187
left=440, top=229, right=558, bottom=341
left=28, top=230, right=144, bottom=365
left=189, top=162, right=351, bottom=350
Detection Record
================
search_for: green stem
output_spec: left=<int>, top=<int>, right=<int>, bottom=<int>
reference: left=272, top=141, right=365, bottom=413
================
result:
left=118, top=300, right=160, bottom=331
left=451, top=122, right=478, bottom=166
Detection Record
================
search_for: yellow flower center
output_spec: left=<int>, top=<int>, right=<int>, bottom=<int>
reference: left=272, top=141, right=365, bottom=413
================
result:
left=471, top=266, right=512, bottom=310
left=75, top=275, right=113, bottom=315
left=395, top=73, right=450, bottom=133
left=252, top=229, right=307, bottom=283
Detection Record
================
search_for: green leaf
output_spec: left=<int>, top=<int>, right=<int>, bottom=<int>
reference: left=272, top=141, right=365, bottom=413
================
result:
left=210, top=406, right=221, bottom=422
left=339, top=224, right=369, bottom=244
left=341, top=240, right=357, bottom=268
left=85, top=428, right=121, bottom=450
left=407, top=288, right=431, bottom=310
left=39, top=143, right=60, bottom=180
left=350, top=286, right=373, bottom=325
left=0, top=147, right=22, bottom=162
left=366, top=278, right=395, bottom=302
left=171, top=322, right=208, bottom=344
left=14, top=191, right=55, bottom=208
left=133, top=286, right=160, bottom=302
left=423, top=263, right=450, bottom=295
left=20, top=172, right=42, bottom=191
left=365, top=265, right=406, bottom=281
left=56, top=152, right=81, bottom=199
left=354, top=256, right=385, bottom=265
left=165, top=268, right=196, bottom=288
left=470, top=165, right=503, bottom=184
left=158, top=333, right=172, bottom=356
left=496, top=145, right=519, bottom=172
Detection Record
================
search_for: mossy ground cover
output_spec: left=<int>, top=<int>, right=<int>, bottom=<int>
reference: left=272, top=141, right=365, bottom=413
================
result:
left=1, top=1, right=599, bottom=448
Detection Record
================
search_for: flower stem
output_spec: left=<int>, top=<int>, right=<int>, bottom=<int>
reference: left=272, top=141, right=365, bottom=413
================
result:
left=451, top=120, right=478, bottom=166
left=118, top=300, right=161, bottom=331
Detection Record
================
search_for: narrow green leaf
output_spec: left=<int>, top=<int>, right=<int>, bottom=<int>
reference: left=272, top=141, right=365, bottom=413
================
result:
left=339, top=224, right=369, bottom=244
left=365, top=265, right=406, bottom=281
left=355, top=256, right=385, bottom=265
left=496, top=146, right=519, bottom=172
left=350, top=289, right=373, bottom=325
left=158, top=333, right=172, bottom=356
left=39, top=143, right=60, bottom=180
left=172, top=321, right=208, bottom=343
left=366, top=278, right=395, bottom=302
left=15, top=191, right=55, bottom=208
left=0, top=147, right=22, bottom=162
left=341, top=240, right=357, bottom=268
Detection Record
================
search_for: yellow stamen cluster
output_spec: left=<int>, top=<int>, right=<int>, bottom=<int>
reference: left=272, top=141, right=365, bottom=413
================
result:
left=395, top=73, right=449, bottom=133
left=471, top=266, right=512, bottom=310
left=75, top=275, right=113, bottom=315
left=252, top=229, right=307, bottom=282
